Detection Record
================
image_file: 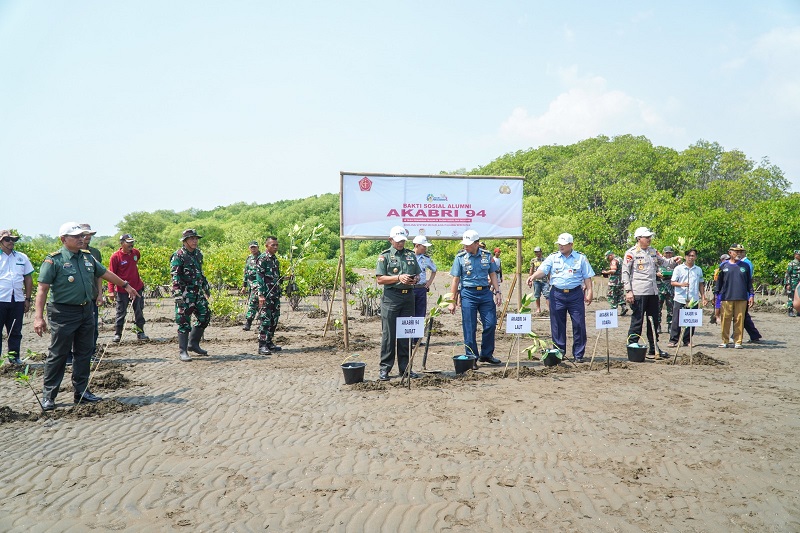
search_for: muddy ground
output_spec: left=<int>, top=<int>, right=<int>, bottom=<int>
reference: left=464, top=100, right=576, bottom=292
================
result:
left=0, top=273, right=797, bottom=532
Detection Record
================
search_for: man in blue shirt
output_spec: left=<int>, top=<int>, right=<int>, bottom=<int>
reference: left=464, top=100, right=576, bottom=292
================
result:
left=527, top=233, right=595, bottom=362
left=448, top=229, right=503, bottom=366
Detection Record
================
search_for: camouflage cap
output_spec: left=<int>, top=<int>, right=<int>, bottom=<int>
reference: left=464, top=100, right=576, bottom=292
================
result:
left=794, top=250, right=800, bottom=255
left=248, top=240, right=259, bottom=247
left=604, top=250, right=613, bottom=257
left=79, top=223, right=97, bottom=236
left=662, top=246, right=674, bottom=253
left=181, top=229, right=202, bottom=241
left=0, top=229, right=20, bottom=241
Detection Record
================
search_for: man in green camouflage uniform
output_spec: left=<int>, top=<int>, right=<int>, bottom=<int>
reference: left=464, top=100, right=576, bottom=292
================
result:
left=171, top=229, right=211, bottom=362
left=656, top=246, right=676, bottom=333
left=255, top=236, right=282, bottom=355
left=784, top=249, right=800, bottom=317
left=241, top=240, right=261, bottom=330
left=601, top=251, right=627, bottom=315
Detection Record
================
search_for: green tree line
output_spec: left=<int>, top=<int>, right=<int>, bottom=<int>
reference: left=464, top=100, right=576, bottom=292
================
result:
left=13, top=134, right=799, bottom=290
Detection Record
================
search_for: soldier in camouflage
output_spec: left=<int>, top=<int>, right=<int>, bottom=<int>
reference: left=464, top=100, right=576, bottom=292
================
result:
left=241, top=240, right=261, bottom=330
left=255, top=236, right=282, bottom=355
left=784, top=250, right=800, bottom=317
left=657, top=246, right=676, bottom=333
left=171, top=229, right=211, bottom=362
left=601, top=251, right=627, bottom=315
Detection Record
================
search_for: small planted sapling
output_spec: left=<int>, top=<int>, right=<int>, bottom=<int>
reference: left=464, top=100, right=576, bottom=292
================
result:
left=419, top=294, right=453, bottom=370
left=15, top=365, right=45, bottom=412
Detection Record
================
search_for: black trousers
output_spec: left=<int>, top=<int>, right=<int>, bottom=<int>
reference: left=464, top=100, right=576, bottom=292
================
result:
left=379, top=289, right=415, bottom=373
left=0, top=300, right=25, bottom=355
left=43, top=303, right=94, bottom=402
left=743, top=310, right=761, bottom=341
left=627, top=295, right=660, bottom=352
left=115, top=290, right=146, bottom=331
left=668, top=301, right=694, bottom=345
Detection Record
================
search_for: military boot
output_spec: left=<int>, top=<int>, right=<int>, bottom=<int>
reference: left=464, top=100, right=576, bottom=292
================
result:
left=258, top=340, right=272, bottom=355
left=188, top=326, right=208, bottom=355
left=178, top=332, right=192, bottom=362
left=242, top=318, right=253, bottom=331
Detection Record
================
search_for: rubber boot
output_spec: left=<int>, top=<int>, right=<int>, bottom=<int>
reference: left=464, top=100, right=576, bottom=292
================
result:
left=258, top=340, right=272, bottom=355
left=188, top=326, right=208, bottom=355
left=242, top=318, right=252, bottom=331
left=137, top=329, right=149, bottom=341
left=113, top=325, right=123, bottom=343
left=178, top=332, right=192, bottom=362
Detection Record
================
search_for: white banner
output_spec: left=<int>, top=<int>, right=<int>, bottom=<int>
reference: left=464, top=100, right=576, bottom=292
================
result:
left=595, top=309, right=618, bottom=329
left=505, top=313, right=531, bottom=334
left=341, top=173, right=523, bottom=239
left=396, top=317, right=424, bottom=338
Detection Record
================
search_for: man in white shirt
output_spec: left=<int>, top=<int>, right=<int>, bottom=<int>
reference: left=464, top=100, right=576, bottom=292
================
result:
left=0, top=230, right=34, bottom=364
left=667, top=249, right=705, bottom=347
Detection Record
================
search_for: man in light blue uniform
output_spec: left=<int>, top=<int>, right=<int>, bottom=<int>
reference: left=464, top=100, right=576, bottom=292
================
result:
left=448, top=229, right=503, bottom=366
left=527, top=233, right=595, bottom=362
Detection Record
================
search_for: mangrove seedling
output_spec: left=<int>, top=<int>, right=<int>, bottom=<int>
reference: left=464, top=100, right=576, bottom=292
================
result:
left=15, top=365, right=45, bottom=411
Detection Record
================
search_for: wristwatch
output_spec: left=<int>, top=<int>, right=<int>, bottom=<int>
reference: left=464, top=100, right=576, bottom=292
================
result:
left=122, top=281, right=129, bottom=288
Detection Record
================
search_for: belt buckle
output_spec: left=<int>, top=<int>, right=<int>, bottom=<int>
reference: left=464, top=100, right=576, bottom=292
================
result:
left=401, top=289, right=408, bottom=294
left=563, top=288, right=570, bottom=293
left=476, top=286, right=483, bottom=290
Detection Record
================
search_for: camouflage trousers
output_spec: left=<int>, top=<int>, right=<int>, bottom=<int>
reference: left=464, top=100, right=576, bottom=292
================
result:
left=175, top=294, right=211, bottom=334
left=606, top=283, right=625, bottom=308
left=258, top=296, right=281, bottom=342
left=245, top=288, right=260, bottom=321
left=658, top=284, right=674, bottom=327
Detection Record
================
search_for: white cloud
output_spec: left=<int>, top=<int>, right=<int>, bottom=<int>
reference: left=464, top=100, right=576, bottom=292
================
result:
left=752, top=27, right=800, bottom=114
left=499, top=67, right=678, bottom=145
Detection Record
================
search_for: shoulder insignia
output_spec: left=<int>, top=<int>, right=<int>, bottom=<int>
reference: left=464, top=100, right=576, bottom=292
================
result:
left=81, top=249, right=92, bottom=254
left=456, top=250, right=468, bottom=257
left=378, top=256, right=385, bottom=262
left=44, top=258, right=54, bottom=264
left=48, top=251, right=60, bottom=257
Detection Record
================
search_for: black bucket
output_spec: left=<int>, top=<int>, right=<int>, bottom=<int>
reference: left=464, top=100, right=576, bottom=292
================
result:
left=542, top=349, right=562, bottom=367
left=627, top=344, right=647, bottom=362
left=341, top=362, right=366, bottom=384
left=453, top=355, right=477, bottom=374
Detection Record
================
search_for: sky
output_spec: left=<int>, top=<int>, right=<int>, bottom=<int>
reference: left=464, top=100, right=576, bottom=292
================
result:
left=1, top=1, right=799, bottom=238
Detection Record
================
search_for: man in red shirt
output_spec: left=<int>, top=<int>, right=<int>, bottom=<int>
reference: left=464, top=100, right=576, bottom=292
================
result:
left=108, top=234, right=148, bottom=342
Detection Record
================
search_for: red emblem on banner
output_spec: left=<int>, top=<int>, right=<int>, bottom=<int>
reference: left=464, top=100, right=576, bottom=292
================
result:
left=359, top=176, right=372, bottom=191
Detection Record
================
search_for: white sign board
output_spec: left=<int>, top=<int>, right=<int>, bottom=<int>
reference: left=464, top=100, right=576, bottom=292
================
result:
left=396, top=317, right=424, bottom=338
left=595, top=309, right=618, bottom=329
left=679, top=309, right=703, bottom=327
left=341, top=173, right=523, bottom=238
left=505, top=313, right=532, bottom=334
